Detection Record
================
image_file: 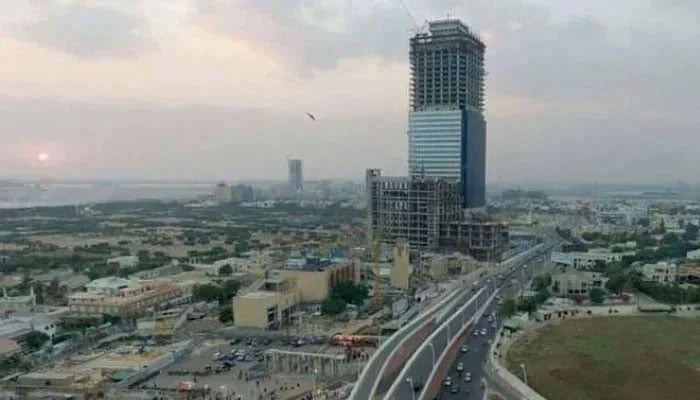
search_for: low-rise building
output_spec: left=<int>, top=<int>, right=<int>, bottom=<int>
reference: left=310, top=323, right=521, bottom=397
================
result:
left=0, top=287, right=36, bottom=315
left=233, top=285, right=300, bottom=329
left=551, top=250, right=632, bottom=269
left=639, top=262, right=677, bottom=285
left=233, top=259, right=360, bottom=329
left=106, top=255, right=138, bottom=269
left=677, top=264, right=700, bottom=285
left=686, top=249, right=700, bottom=261
left=269, top=259, right=360, bottom=303
left=422, top=252, right=477, bottom=280
left=550, top=271, right=606, bottom=297
left=68, top=278, right=182, bottom=318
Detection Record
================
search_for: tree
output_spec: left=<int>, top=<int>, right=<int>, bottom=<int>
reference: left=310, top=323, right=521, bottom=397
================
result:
left=589, top=287, right=606, bottom=304
left=685, top=223, right=699, bottom=241
left=32, top=282, right=45, bottom=305
left=219, top=308, right=233, bottom=323
left=593, top=260, right=607, bottom=272
left=219, top=264, right=233, bottom=276
left=47, top=277, right=60, bottom=299
left=498, top=299, right=517, bottom=318
left=331, top=282, right=369, bottom=306
left=322, top=297, right=346, bottom=315
left=221, top=280, right=241, bottom=302
left=192, top=283, right=223, bottom=303
left=605, top=273, right=630, bottom=294
left=24, top=331, right=49, bottom=351
left=137, top=250, right=150, bottom=263
left=102, top=314, right=121, bottom=325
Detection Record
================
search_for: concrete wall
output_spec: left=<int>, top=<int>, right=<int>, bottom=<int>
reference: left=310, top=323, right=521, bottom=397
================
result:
left=233, top=291, right=299, bottom=329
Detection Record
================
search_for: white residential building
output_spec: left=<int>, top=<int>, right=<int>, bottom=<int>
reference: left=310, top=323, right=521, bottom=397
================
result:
left=551, top=250, right=633, bottom=269
left=106, top=255, right=139, bottom=269
left=687, top=249, right=700, bottom=260
left=640, top=262, right=677, bottom=285
left=550, top=271, right=606, bottom=297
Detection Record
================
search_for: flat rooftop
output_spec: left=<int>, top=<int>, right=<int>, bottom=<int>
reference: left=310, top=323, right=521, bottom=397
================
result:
left=239, top=291, right=279, bottom=299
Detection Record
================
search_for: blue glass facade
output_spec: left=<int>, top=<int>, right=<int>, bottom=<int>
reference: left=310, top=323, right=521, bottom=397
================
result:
left=408, top=109, right=485, bottom=208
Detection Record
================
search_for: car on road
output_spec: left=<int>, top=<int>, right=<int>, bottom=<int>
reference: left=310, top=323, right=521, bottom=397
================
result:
left=443, top=376, right=452, bottom=387
left=457, top=362, right=464, bottom=372
left=450, top=384, right=460, bottom=394
left=464, top=372, right=471, bottom=382
left=473, top=331, right=479, bottom=337
left=480, top=328, right=487, bottom=335
left=461, top=345, right=468, bottom=353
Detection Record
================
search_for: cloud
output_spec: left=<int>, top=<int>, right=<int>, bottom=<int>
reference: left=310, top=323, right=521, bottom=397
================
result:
left=15, top=2, right=152, bottom=58
left=193, top=0, right=415, bottom=75
left=0, top=0, right=698, bottom=183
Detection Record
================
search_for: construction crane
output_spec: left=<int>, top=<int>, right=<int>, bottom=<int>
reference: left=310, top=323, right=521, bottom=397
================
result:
left=397, top=0, right=426, bottom=34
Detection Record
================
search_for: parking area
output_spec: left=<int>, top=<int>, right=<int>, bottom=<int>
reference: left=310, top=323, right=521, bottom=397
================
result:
left=144, top=340, right=315, bottom=400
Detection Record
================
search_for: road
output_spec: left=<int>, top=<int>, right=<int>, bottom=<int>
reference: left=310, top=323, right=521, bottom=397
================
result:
left=437, top=252, right=552, bottom=400
left=386, top=245, right=549, bottom=400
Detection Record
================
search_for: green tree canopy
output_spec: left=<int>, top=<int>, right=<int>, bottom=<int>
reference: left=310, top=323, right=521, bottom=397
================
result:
left=322, top=297, right=347, bottom=315
left=589, top=287, right=606, bottom=304
left=221, top=280, right=241, bottom=302
left=219, top=307, right=233, bottom=323
left=192, top=283, right=223, bottom=303
left=24, top=331, right=49, bottom=351
left=219, top=264, right=233, bottom=276
left=499, top=298, right=517, bottom=318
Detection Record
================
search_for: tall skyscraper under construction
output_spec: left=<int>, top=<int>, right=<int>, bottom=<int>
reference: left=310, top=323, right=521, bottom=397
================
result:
left=408, top=19, right=486, bottom=208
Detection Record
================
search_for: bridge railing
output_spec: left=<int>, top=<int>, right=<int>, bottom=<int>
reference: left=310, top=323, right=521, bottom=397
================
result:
left=348, top=282, right=464, bottom=400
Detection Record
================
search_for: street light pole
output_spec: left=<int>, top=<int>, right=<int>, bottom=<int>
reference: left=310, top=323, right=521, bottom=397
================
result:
left=313, top=368, right=319, bottom=399
left=520, top=363, right=528, bottom=385
left=428, top=342, right=436, bottom=365
left=405, top=377, right=417, bottom=400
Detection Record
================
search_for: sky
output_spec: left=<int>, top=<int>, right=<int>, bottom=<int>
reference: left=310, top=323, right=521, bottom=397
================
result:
left=0, top=0, right=698, bottom=183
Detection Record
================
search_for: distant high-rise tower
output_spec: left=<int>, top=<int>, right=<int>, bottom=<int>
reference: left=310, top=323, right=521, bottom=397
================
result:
left=288, top=159, right=303, bottom=191
left=407, top=19, right=486, bottom=208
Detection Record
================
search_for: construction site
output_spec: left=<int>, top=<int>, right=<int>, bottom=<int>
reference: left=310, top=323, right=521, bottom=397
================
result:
left=366, top=169, right=508, bottom=261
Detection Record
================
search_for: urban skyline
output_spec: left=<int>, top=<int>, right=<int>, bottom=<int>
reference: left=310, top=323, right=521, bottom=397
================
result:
left=0, top=1, right=699, bottom=184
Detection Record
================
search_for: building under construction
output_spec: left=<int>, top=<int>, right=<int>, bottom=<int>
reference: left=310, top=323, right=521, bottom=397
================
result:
left=366, top=169, right=508, bottom=260
left=366, top=169, right=460, bottom=249
left=440, top=212, right=510, bottom=261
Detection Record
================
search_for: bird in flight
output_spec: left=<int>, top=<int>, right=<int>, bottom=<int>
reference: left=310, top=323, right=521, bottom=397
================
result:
left=306, top=112, right=317, bottom=121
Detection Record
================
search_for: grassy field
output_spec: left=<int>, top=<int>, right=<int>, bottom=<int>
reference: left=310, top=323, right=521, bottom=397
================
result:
left=505, top=316, right=700, bottom=400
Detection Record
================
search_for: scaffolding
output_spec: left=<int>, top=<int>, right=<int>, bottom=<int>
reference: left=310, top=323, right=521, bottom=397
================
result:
left=366, top=169, right=460, bottom=250
left=409, top=19, right=486, bottom=113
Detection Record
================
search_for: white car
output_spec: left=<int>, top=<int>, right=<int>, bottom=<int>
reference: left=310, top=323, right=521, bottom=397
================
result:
left=464, top=372, right=472, bottom=382
left=473, top=330, right=479, bottom=337
left=461, top=345, right=468, bottom=353
left=480, top=328, right=487, bottom=336
left=443, top=376, right=452, bottom=387
left=457, top=362, right=464, bottom=372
